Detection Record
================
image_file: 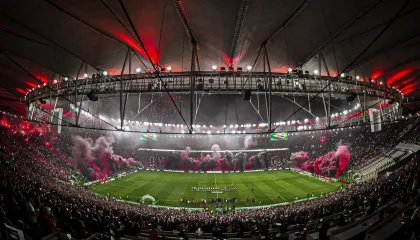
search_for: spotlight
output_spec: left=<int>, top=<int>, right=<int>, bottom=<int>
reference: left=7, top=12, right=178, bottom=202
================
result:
left=53, top=79, right=57, bottom=83
left=167, top=66, right=172, bottom=71
left=247, top=65, right=252, bottom=71
left=212, top=65, right=217, bottom=70
left=288, top=68, right=292, bottom=73
left=356, top=76, right=360, bottom=80
left=37, top=85, right=40, bottom=88
left=340, top=73, right=345, bottom=78
left=83, top=73, right=88, bottom=78
left=43, top=83, right=46, bottom=86
left=64, top=77, right=68, bottom=81
left=136, top=68, right=141, bottom=73
left=103, top=71, right=108, bottom=76
left=313, top=69, right=319, bottom=75
left=207, top=130, right=211, bottom=134
left=371, top=79, right=375, bottom=83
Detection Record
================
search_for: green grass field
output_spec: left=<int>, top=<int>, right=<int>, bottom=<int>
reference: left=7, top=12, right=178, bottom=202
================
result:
left=90, top=170, right=340, bottom=208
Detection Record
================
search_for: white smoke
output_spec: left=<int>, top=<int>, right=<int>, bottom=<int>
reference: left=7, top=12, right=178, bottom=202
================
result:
left=211, top=144, right=221, bottom=160
left=181, top=146, right=191, bottom=161
left=244, top=135, right=254, bottom=149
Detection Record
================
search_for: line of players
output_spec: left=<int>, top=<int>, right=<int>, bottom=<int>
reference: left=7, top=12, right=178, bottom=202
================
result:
left=191, top=186, right=238, bottom=192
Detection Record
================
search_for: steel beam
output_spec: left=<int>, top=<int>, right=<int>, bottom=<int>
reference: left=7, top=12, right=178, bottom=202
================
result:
left=249, top=0, right=311, bottom=71
left=0, top=12, right=103, bottom=71
left=190, top=42, right=197, bottom=132
left=122, top=51, right=131, bottom=128
left=229, top=0, right=249, bottom=66
left=120, top=49, right=130, bottom=130
left=74, top=61, right=84, bottom=125
left=300, top=0, right=383, bottom=68
left=40, top=1, right=148, bottom=69
left=119, top=0, right=192, bottom=132
left=264, top=44, right=273, bottom=131
left=320, top=53, right=332, bottom=128
left=0, top=49, right=119, bottom=129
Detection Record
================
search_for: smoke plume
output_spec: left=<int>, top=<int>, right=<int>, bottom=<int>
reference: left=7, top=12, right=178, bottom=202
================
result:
left=300, top=145, right=351, bottom=177
left=71, top=135, right=136, bottom=179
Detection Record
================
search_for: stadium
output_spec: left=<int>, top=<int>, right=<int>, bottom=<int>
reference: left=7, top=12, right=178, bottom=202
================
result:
left=1, top=0, right=420, bottom=240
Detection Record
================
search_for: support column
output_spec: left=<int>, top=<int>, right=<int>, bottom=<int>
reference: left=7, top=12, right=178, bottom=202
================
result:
left=363, top=83, right=367, bottom=123
left=122, top=51, right=131, bottom=129
left=264, top=44, right=272, bottom=131
left=49, top=76, right=53, bottom=126
left=74, top=62, right=84, bottom=125
left=328, top=77, right=331, bottom=129
left=190, top=40, right=197, bottom=133
left=320, top=53, right=331, bottom=129
left=120, top=49, right=130, bottom=130
left=319, top=54, right=328, bottom=124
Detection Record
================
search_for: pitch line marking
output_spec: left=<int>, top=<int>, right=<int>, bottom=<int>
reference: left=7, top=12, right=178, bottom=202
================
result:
left=213, top=173, right=219, bottom=198
left=137, top=177, right=158, bottom=189
left=124, top=174, right=138, bottom=182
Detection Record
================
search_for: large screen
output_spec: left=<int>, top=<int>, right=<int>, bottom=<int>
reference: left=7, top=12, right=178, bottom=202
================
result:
left=270, top=132, right=288, bottom=141
left=140, top=133, right=158, bottom=141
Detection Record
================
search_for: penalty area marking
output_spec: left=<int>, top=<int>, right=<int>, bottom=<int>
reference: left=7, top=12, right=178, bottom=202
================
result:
left=137, top=177, right=158, bottom=189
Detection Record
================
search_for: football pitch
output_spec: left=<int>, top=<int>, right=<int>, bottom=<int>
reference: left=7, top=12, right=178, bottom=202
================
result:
left=90, top=170, right=340, bottom=208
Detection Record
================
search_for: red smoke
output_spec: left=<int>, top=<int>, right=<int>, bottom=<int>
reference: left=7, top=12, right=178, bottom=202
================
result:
left=290, top=151, right=309, bottom=168
left=300, top=145, right=351, bottom=178
left=71, top=135, right=136, bottom=179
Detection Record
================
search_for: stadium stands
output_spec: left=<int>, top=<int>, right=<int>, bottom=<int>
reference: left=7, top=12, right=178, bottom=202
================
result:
left=0, top=114, right=419, bottom=240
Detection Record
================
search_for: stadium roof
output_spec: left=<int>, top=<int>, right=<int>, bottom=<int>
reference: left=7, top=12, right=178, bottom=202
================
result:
left=1, top=0, right=420, bottom=114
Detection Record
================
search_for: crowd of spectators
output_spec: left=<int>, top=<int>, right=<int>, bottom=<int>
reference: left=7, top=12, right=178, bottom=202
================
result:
left=0, top=115, right=419, bottom=240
